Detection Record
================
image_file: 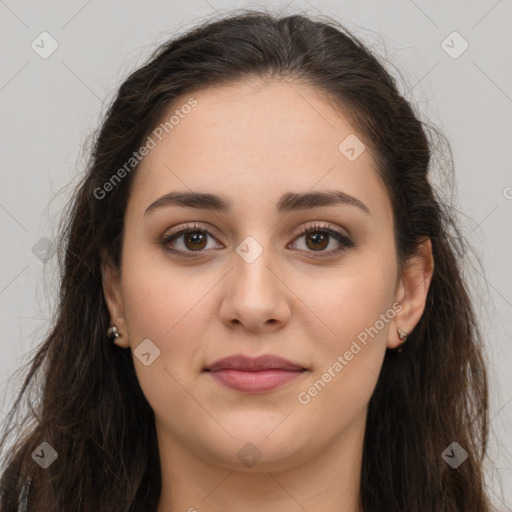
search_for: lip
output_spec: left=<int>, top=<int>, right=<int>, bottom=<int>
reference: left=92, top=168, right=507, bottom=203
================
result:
left=204, top=354, right=308, bottom=393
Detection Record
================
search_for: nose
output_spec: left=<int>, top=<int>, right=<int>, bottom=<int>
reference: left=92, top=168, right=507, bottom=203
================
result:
left=219, top=243, right=291, bottom=333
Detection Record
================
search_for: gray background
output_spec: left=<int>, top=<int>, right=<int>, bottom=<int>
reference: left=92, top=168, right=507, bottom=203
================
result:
left=0, top=0, right=511, bottom=507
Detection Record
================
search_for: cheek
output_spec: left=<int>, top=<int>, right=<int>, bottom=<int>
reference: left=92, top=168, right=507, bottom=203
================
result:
left=302, top=252, right=397, bottom=345
left=120, top=237, right=198, bottom=338
left=295, top=252, right=397, bottom=408
left=118, top=250, right=212, bottom=427
left=119, top=245, right=218, bottom=380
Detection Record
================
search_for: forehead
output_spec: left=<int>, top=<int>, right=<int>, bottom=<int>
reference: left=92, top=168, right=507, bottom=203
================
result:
left=128, top=79, right=391, bottom=221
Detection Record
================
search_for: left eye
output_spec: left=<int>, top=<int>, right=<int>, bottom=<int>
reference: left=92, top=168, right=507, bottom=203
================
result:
left=291, top=226, right=352, bottom=255
left=161, top=222, right=354, bottom=258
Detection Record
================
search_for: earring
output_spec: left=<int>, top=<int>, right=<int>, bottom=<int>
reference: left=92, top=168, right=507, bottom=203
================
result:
left=107, top=325, right=121, bottom=340
left=397, top=327, right=408, bottom=341
left=397, top=327, right=408, bottom=353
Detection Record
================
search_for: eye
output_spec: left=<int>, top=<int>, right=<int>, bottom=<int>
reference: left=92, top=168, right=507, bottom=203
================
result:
left=160, top=221, right=354, bottom=259
left=160, top=223, right=222, bottom=258
left=289, top=221, right=354, bottom=258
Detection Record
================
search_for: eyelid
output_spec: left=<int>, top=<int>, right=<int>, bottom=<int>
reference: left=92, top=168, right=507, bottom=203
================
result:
left=293, top=221, right=349, bottom=238
left=161, top=221, right=220, bottom=240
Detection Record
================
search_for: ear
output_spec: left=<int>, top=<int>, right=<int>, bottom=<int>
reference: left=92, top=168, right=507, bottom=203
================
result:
left=101, top=250, right=129, bottom=348
left=387, top=238, right=434, bottom=349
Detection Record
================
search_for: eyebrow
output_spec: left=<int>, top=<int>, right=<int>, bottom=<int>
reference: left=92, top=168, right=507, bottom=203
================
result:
left=144, top=190, right=371, bottom=216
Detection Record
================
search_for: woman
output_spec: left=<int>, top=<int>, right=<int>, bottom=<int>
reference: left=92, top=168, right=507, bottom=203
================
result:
left=0, top=9, right=498, bottom=512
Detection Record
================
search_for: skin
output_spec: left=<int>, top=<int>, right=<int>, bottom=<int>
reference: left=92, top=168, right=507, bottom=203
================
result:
left=102, top=78, right=433, bottom=512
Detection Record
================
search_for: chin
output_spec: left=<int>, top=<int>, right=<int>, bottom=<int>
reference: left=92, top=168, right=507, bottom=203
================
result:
left=189, top=419, right=317, bottom=472
left=205, top=440, right=309, bottom=473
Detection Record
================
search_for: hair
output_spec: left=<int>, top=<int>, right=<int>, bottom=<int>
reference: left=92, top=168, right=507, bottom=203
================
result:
left=0, top=8, right=498, bottom=512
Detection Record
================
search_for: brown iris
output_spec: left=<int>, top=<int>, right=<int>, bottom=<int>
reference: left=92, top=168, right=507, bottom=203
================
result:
left=305, top=231, right=329, bottom=251
left=183, top=231, right=207, bottom=251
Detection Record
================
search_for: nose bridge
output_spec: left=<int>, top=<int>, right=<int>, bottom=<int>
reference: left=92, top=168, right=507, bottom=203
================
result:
left=233, top=233, right=277, bottom=297
left=220, top=232, right=290, bottom=330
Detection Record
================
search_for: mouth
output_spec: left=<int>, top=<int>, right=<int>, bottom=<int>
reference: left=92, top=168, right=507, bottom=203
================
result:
left=203, top=354, right=309, bottom=393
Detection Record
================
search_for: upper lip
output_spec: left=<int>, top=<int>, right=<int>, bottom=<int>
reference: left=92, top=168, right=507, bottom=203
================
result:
left=205, top=354, right=306, bottom=372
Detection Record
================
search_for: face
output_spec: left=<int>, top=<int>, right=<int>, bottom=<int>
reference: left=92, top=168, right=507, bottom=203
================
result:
left=102, top=78, right=432, bottom=473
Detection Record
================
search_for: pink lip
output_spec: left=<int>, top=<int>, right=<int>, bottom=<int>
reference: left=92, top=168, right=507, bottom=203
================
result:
left=204, top=354, right=307, bottom=393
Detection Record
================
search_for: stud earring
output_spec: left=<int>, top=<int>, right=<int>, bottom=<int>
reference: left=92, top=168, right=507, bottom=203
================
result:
left=107, top=325, right=121, bottom=340
left=397, top=327, right=408, bottom=341
left=397, top=327, right=408, bottom=353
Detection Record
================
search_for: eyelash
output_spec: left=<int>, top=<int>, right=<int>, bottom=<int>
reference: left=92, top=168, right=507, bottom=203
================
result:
left=160, top=221, right=354, bottom=259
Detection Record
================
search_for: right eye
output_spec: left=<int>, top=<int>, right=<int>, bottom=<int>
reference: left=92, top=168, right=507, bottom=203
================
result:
left=160, top=223, right=223, bottom=258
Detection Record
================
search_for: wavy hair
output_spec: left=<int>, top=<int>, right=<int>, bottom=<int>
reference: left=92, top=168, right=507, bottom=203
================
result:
left=0, top=8, right=497, bottom=511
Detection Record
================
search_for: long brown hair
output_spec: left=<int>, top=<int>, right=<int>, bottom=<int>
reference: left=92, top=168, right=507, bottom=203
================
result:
left=0, top=8, right=498, bottom=511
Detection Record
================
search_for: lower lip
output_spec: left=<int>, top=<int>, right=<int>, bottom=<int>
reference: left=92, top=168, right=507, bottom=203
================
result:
left=207, top=369, right=304, bottom=393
